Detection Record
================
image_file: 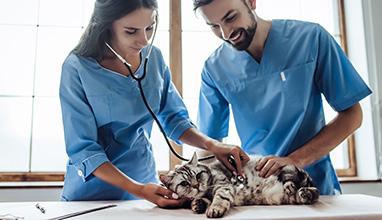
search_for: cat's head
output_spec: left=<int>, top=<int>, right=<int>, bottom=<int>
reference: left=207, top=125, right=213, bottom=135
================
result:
left=159, top=152, right=211, bottom=199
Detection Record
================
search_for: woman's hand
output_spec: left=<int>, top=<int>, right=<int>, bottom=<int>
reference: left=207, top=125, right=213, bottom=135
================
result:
left=177, top=128, right=249, bottom=177
left=93, top=163, right=187, bottom=208
left=205, top=139, right=250, bottom=177
left=134, top=183, right=187, bottom=208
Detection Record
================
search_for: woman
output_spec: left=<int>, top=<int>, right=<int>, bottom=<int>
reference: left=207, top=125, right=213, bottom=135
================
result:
left=59, top=0, right=249, bottom=207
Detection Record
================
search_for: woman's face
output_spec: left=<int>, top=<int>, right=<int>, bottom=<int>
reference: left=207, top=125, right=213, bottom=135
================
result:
left=110, top=7, right=157, bottom=58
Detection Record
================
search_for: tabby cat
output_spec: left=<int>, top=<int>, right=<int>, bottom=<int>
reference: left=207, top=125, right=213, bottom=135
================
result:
left=160, top=153, right=319, bottom=218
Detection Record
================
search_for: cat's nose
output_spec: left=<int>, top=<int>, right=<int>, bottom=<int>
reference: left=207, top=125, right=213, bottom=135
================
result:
left=191, top=182, right=199, bottom=189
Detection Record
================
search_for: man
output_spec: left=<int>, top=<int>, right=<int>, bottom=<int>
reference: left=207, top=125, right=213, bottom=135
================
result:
left=194, top=0, right=372, bottom=195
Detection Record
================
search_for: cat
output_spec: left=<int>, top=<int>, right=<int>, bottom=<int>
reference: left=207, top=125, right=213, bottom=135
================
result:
left=159, top=153, right=319, bottom=218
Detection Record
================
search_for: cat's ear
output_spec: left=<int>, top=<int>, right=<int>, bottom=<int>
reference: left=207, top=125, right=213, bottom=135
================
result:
left=189, top=152, right=198, bottom=166
left=159, top=173, right=171, bottom=186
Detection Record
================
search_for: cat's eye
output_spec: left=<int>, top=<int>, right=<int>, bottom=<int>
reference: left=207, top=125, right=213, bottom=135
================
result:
left=196, top=172, right=203, bottom=180
left=180, top=181, right=189, bottom=187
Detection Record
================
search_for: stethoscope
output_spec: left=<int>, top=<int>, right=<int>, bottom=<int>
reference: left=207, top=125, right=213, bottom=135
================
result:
left=105, top=16, right=214, bottom=162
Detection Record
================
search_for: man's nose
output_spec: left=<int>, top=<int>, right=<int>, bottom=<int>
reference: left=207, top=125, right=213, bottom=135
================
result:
left=220, top=25, right=232, bottom=41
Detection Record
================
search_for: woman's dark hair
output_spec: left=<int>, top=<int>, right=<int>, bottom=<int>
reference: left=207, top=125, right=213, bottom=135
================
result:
left=193, top=0, right=213, bottom=11
left=73, top=0, right=158, bottom=60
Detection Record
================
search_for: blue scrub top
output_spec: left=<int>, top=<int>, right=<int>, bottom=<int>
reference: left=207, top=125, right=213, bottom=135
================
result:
left=197, top=20, right=372, bottom=195
left=59, top=46, right=194, bottom=201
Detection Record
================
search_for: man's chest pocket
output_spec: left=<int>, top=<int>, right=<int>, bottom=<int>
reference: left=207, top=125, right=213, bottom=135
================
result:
left=87, top=94, right=112, bottom=127
left=279, top=61, right=317, bottom=104
left=223, top=61, right=316, bottom=115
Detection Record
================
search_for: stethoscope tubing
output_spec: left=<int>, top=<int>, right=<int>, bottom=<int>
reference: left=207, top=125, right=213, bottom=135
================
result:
left=106, top=18, right=214, bottom=162
left=124, top=59, right=214, bottom=162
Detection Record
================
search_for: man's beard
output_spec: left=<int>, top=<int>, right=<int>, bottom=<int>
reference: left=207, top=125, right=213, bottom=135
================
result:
left=225, top=22, right=257, bottom=51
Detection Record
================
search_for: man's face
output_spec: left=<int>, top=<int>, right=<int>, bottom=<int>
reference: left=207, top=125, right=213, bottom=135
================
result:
left=197, top=0, right=257, bottom=51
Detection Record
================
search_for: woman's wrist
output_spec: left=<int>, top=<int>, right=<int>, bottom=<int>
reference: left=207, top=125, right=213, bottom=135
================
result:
left=128, top=182, right=145, bottom=198
left=204, top=138, right=219, bottom=153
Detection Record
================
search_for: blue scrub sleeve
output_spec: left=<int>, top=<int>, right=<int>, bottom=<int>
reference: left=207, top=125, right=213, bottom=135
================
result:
left=197, top=68, right=230, bottom=139
left=59, top=58, right=109, bottom=181
left=157, top=65, right=195, bottom=144
left=314, top=24, right=372, bottom=111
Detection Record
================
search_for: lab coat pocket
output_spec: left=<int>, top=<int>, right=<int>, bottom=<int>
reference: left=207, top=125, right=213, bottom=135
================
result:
left=223, top=70, right=284, bottom=116
left=279, top=61, right=316, bottom=105
left=222, top=61, right=316, bottom=129
left=87, top=94, right=112, bottom=127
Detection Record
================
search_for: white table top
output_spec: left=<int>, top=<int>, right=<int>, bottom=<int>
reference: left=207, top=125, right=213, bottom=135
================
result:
left=1, top=194, right=382, bottom=220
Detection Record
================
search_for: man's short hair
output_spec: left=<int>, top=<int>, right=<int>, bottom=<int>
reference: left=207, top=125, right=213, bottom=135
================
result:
left=192, top=0, right=213, bottom=11
left=193, top=0, right=248, bottom=11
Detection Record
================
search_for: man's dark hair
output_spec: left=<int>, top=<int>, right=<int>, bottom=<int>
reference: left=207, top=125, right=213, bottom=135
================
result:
left=193, top=0, right=248, bottom=11
left=192, top=0, right=213, bottom=11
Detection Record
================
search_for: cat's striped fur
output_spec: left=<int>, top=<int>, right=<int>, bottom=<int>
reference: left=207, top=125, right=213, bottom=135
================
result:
left=160, top=153, right=319, bottom=218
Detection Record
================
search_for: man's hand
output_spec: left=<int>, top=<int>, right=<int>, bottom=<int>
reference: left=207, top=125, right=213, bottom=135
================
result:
left=256, top=156, right=300, bottom=178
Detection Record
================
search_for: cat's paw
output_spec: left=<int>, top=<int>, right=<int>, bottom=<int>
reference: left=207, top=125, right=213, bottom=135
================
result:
left=206, top=204, right=229, bottom=218
left=297, top=187, right=319, bottom=204
left=191, top=198, right=210, bottom=214
left=283, top=181, right=296, bottom=195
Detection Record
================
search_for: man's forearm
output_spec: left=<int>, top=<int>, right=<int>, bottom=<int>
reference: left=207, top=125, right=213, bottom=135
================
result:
left=289, top=103, right=363, bottom=168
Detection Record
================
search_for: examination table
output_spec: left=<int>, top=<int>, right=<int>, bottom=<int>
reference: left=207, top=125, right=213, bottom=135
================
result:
left=0, top=194, right=381, bottom=220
